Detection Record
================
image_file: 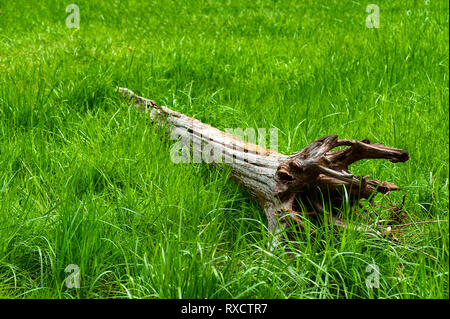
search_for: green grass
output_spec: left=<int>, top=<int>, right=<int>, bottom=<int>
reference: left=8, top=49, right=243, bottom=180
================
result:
left=0, top=0, right=448, bottom=298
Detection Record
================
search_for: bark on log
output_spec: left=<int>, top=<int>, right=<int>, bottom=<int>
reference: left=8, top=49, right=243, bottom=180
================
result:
left=117, top=87, right=409, bottom=242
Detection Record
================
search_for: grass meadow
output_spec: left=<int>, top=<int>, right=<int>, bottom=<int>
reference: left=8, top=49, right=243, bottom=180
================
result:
left=0, top=0, right=448, bottom=298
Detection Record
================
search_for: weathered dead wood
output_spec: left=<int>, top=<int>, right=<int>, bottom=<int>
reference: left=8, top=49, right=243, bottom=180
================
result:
left=117, top=87, right=410, bottom=243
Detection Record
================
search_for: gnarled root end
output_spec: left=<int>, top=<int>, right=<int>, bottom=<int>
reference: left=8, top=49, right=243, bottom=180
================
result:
left=272, top=135, right=409, bottom=236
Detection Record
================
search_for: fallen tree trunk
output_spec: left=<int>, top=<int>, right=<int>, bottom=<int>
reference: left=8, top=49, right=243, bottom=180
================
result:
left=117, top=87, right=409, bottom=242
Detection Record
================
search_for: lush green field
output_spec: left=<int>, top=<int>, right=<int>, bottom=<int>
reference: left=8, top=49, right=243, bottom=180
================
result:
left=0, top=0, right=448, bottom=298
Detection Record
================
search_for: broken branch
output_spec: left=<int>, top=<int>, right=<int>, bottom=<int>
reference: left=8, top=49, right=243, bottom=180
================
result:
left=117, top=87, right=410, bottom=241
